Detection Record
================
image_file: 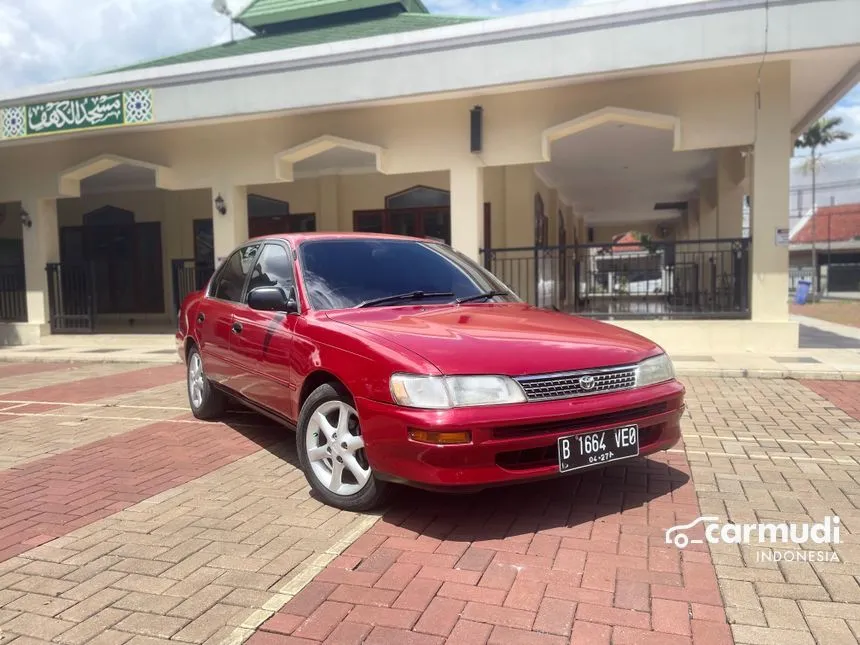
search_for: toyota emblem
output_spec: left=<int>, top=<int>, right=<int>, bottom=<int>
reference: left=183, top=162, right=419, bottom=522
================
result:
left=578, top=375, right=596, bottom=390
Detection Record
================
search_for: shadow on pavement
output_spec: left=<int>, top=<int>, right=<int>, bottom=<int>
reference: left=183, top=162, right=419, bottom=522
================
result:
left=379, top=458, right=691, bottom=541
left=218, top=407, right=692, bottom=541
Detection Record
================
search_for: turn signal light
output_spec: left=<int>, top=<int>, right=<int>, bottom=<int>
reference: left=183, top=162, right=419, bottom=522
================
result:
left=408, top=429, right=472, bottom=445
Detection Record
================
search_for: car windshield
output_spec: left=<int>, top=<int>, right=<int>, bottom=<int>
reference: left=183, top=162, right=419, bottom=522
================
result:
left=298, top=238, right=519, bottom=311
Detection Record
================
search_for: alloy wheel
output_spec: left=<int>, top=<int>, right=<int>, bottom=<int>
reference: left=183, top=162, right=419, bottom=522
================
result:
left=188, top=351, right=205, bottom=409
left=306, top=400, right=371, bottom=496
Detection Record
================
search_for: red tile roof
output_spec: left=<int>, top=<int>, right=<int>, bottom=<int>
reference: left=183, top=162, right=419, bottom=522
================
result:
left=792, top=204, right=860, bottom=243
left=611, top=232, right=644, bottom=252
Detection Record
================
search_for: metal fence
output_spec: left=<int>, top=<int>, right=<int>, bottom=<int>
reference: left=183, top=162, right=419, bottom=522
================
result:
left=789, top=266, right=816, bottom=293
left=0, top=266, right=27, bottom=322
left=171, top=259, right=215, bottom=316
left=46, top=263, right=96, bottom=333
left=481, top=238, right=751, bottom=319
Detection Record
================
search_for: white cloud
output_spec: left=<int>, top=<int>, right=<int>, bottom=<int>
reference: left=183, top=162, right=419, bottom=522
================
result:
left=0, top=0, right=590, bottom=93
left=0, top=0, right=248, bottom=93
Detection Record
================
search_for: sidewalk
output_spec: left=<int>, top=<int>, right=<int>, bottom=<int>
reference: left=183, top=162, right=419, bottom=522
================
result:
left=0, top=333, right=178, bottom=364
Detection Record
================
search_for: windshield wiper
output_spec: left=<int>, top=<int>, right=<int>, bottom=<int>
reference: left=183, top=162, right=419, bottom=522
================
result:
left=455, top=290, right=508, bottom=305
left=356, top=291, right=455, bottom=308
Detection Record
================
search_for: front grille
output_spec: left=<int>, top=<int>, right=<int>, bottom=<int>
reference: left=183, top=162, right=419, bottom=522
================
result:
left=515, top=365, right=637, bottom=402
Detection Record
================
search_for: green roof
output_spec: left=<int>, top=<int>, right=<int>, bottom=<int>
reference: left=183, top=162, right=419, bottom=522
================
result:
left=118, top=12, right=481, bottom=72
left=238, top=0, right=430, bottom=30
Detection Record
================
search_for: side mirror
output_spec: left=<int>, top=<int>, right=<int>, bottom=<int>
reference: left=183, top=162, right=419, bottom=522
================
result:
left=247, top=286, right=299, bottom=314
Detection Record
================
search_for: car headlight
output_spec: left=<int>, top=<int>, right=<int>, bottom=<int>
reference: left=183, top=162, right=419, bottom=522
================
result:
left=636, top=353, right=675, bottom=387
left=390, top=374, right=526, bottom=409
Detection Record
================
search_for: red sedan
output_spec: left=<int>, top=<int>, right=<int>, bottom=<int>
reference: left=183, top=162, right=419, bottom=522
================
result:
left=177, top=233, right=684, bottom=510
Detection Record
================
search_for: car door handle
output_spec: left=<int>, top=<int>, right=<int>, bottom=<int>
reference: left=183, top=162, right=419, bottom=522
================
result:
left=232, top=321, right=243, bottom=334
left=196, top=313, right=205, bottom=324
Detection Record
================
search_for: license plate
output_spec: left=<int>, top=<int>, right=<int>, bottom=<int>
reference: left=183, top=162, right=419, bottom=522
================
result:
left=557, top=425, right=639, bottom=473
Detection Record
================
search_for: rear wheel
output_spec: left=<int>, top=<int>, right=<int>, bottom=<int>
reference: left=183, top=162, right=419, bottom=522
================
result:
left=186, top=345, right=227, bottom=420
left=297, top=383, right=389, bottom=511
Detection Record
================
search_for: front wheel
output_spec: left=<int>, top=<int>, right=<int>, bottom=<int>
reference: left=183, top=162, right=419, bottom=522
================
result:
left=297, top=383, right=389, bottom=511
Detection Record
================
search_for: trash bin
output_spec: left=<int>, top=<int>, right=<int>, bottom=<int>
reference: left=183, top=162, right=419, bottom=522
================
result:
left=795, top=280, right=811, bottom=305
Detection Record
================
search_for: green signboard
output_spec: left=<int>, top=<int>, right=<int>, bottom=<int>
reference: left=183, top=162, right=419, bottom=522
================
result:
left=1, top=89, right=153, bottom=140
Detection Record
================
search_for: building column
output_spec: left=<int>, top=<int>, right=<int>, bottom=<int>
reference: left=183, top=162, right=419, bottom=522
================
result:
left=318, top=175, right=339, bottom=231
left=504, top=165, right=536, bottom=247
left=450, top=164, right=484, bottom=262
left=211, top=185, right=249, bottom=266
left=698, top=178, right=718, bottom=240
left=21, top=197, right=59, bottom=326
left=750, top=63, right=791, bottom=322
left=717, top=147, right=745, bottom=239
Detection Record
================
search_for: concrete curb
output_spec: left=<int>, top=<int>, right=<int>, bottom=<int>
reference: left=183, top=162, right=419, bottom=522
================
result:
left=0, top=352, right=179, bottom=365
left=674, top=366, right=860, bottom=380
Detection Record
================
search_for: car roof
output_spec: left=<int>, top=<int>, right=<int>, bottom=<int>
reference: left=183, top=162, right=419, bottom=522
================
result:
left=247, top=232, right=433, bottom=246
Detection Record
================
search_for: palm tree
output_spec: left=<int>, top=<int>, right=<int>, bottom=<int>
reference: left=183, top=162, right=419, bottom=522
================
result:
left=794, top=117, right=852, bottom=297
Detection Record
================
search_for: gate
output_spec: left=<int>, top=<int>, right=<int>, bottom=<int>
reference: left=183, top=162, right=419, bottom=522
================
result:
left=171, top=259, right=215, bottom=316
left=46, top=262, right=96, bottom=333
left=0, top=266, right=27, bottom=322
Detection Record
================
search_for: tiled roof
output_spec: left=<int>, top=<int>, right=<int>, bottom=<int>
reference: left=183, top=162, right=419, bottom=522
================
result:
left=238, top=0, right=429, bottom=30
left=611, top=232, right=645, bottom=252
left=118, top=12, right=481, bottom=72
left=792, top=204, right=860, bottom=243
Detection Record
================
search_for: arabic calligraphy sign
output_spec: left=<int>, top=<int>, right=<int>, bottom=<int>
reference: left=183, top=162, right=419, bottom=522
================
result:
left=1, top=89, right=153, bottom=140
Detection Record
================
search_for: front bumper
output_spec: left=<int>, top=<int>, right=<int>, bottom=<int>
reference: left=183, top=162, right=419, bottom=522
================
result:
left=355, top=379, right=684, bottom=490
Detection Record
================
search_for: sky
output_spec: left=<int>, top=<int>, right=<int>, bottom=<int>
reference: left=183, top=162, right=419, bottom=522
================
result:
left=0, top=0, right=857, bottom=158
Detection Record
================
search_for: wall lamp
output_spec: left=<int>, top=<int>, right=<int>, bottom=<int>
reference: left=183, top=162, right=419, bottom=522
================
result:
left=214, top=194, right=227, bottom=215
left=20, top=209, right=32, bottom=229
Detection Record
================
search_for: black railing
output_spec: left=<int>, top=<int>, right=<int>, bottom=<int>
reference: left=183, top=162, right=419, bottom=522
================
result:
left=481, top=238, right=751, bottom=319
left=0, top=266, right=27, bottom=322
left=46, top=262, right=96, bottom=333
left=171, top=259, right=215, bottom=316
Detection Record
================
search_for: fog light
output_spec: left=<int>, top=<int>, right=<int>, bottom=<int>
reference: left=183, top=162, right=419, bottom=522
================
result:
left=408, top=429, right=471, bottom=445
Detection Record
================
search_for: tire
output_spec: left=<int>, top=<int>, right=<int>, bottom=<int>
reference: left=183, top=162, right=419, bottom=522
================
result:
left=186, top=345, right=227, bottom=420
left=297, top=382, right=389, bottom=511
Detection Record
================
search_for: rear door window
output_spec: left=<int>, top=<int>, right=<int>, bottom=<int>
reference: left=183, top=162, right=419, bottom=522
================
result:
left=211, top=243, right=262, bottom=303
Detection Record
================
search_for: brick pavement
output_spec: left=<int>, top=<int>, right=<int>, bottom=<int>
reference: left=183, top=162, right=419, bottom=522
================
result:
left=252, top=447, right=728, bottom=645
left=0, top=362, right=859, bottom=645
left=0, top=363, right=160, bottom=396
left=679, top=377, right=860, bottom=645
left=0, top=363, right=376, bottom=645
left=801, top=379, right=860, bottom=421
left=0, top=381, right=192, bottom=470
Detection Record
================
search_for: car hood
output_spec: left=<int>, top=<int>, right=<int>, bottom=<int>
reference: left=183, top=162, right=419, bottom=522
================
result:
left=325, top=303, right=662, bottom=376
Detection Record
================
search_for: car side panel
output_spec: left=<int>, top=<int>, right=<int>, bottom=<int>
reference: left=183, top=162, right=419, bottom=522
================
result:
left=230, top=308, right=298, bottom=420
left=196, top=297, right=242, bottom=387
left=289, top=314, right=438, bottom=414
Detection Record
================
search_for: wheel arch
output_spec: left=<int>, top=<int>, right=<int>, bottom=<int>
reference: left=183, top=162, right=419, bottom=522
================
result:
left=184, top=336, right=198, bottom=360
left=299, top=370, right=348, bottom=411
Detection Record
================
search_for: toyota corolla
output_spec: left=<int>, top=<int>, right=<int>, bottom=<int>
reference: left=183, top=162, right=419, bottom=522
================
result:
left=177, top=233, right=684, bottom=510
